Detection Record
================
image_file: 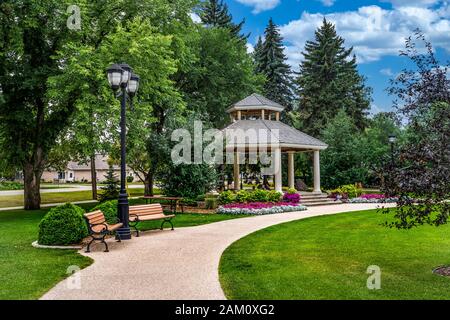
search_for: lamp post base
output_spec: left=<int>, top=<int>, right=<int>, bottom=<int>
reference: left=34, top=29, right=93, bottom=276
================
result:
left=116, top=227, right=132, bottom=240
left=117, top=192, right=132, bottom=240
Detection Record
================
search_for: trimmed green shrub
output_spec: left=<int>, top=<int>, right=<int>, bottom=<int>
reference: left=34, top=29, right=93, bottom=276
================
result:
left=287, top=187, right=297, bottom=194
left=235, top=190, right=249, bottom=203
left=248, top=189, right=269, bottom=202
left=126, top=176, right=134, bottom=183
left=205, top=198, right=218, bottom=209
left=267, top=190, right=283, bottom=202
left=218, top=190, right=236, bottom=204
left=38, top=203, right=88, bottom=245
left=92, top=200, right=118, bottom=224
left=329, top=184, right=362, bottom=199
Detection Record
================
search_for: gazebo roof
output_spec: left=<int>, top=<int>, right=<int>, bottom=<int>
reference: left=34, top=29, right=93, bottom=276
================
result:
left=226, top=93, right=285, bottom=113
left=223, top=119, right=328, bottom=150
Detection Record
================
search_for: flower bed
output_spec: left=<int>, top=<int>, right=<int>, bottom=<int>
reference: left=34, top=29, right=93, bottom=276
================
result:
left=348, top=194, right=398, bottom=203
left=217, top=202, right=307, bottom=215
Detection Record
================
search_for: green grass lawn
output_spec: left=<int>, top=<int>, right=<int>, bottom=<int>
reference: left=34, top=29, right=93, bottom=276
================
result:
left=0, top=209, right=93, bottom=300
left=0, top=203, right=247, bottom=299
left=219, top=209, right=450, bottom=300
left=0, top=188, right=146, bottom=208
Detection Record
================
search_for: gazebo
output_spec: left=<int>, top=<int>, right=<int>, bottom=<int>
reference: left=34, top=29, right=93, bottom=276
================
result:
left=222, top=93, right=327, bottom=193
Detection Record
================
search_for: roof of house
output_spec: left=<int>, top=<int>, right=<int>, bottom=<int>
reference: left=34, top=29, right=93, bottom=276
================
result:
left=226, top=93, right=286, bottom=113
left=67, top=155, right=119, bottom=171
left=222, top=119, right=327, bottom=150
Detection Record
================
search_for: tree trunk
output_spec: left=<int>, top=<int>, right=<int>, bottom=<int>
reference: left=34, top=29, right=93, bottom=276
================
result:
left=144, top=172, right=154, bottom=196
left=90, top=154, right=97, bottom=200
left=23, top=163, right=42, bottom=210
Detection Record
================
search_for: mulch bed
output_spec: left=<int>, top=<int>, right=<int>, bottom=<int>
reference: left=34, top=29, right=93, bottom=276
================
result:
left=432, top=266, right=450, bottom=277
left=178, top=206, right=216, bottom=214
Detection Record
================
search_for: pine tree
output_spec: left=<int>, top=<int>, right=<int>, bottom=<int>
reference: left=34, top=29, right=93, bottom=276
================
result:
left=255, top=18, right=294, bottom=111
left=295, top=18, right=371, bottom=137
left=98, top=165, right=120, bottom=202
left=200, top=0, right=247, bottom=40
left=253, top=36, right=264, bottom=74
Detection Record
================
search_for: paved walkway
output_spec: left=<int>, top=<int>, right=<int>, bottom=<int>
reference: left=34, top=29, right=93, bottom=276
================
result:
left=0, top=184, right=143, bottom=196
left=41, top=203, right=393, bottom=300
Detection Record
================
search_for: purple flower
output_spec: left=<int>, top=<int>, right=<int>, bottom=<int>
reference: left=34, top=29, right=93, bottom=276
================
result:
left=282, top=192, right=301, bottom=203
left=360, top=194, right=385, bottom=199
left=223, top=201, right=299, bottom=209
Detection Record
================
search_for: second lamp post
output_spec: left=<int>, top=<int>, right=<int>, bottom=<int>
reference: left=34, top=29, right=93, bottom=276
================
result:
left=106, top=63, right=140, bottom=240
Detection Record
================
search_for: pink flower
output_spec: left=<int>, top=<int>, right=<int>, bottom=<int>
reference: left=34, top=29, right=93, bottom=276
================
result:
left=282, top=192, right=301, bottom=203
left=360, top=194, right=385, bottom=199
left=223, top=202, right=299, bottom=209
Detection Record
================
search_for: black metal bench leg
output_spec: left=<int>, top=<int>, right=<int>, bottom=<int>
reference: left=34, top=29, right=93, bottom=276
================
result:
left=85, top=237, right=94, bottom=253
left=160, top=218, right=174, bottom=230
left=102, top=235, right=109, bottom=252
left=130, top=222, right=140, bottom=237
left=116, top=232, right=122, bottom=242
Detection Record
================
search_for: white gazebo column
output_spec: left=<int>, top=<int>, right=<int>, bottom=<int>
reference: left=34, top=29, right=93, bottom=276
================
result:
left=288, top=151, right=295, bottom=189
left=274, top=147, right=282, bottom=192
left=313, top=150, right=321, bottom=193
left=233, top=152, right=240, bottom=190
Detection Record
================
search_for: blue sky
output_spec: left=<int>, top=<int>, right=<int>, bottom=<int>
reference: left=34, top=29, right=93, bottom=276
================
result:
left=218, top=0, right=450, bottom=114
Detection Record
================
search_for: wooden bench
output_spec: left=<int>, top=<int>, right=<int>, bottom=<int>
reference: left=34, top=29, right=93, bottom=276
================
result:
left=83, top=210, right=123, bottom=252
left=129, top=204, right=175, bottom=237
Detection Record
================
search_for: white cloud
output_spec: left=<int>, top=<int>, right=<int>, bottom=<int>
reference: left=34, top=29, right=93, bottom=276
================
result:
left=279, top=4, right=450, bottom=68
left=246, top=43, right=255, bottom=54
left=380, top=68, right=394, bottom=76
left=369, top=103, right=384, bottom=115
left=235, top=0, right=281, bottom=14
left=189, top=12, right=201, bottom=23
left=320, top=0, right=336, bottom=6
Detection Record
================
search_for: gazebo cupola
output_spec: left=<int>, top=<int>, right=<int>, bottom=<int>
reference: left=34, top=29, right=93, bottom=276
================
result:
left=223, top=93, right=328, bottom=193
left=227, top=93, right=285, bottom=121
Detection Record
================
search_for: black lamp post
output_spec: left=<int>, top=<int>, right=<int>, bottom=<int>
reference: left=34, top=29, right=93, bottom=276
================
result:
left=388, top=134, right=396, bottom=169
left=106, top=63, right=140, bottom=240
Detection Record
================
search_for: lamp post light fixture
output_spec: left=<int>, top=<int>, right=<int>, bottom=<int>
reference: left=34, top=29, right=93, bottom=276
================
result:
left=106, top=63, right=140, bottom=240
left=388, top=134, right=396, bottom=168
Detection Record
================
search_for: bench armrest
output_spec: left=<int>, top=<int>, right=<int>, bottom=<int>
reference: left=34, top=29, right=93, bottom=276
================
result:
left=129, top=213, right=140, bottom=222
left=89, top=222, right=109, bottom=234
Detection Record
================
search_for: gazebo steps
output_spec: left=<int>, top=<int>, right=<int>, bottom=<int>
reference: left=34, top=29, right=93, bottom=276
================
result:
left=302, top=200, right=342, bottom=207
left=298, top=193, right=341, bottom=206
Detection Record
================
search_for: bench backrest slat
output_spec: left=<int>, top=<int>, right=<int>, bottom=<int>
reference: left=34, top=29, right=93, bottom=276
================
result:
left=84, top=210, right=106, bottom=225
left=129, top=203, right=163, bottom=216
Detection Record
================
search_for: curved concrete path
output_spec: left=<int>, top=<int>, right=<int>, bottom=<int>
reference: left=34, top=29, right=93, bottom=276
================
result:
left=41, top=203, right=393, bottom=300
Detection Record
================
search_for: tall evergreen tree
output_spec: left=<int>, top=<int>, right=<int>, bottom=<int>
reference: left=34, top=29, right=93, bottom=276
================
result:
left=253, top=36, right=264, bottom=74
left=295, top=18, right=371, bottom=137
left=98, top=165, right=120, bottom=202
left=255, top=18, right=294, bottom=111
left=200, top=0, right=247, bottom=40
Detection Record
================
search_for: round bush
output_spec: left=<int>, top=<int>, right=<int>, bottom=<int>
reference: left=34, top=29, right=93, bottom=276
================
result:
left=38, top=203, right=88, bottom=245
left=92, top=200, right=118, bottom=224
left=248, top=189, right=269, bottom=202
left=235, top=190, right=249, bottom=203
left=267, top=190, right=283, bottom=202
left=218, top=190, right=236, bottom=204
